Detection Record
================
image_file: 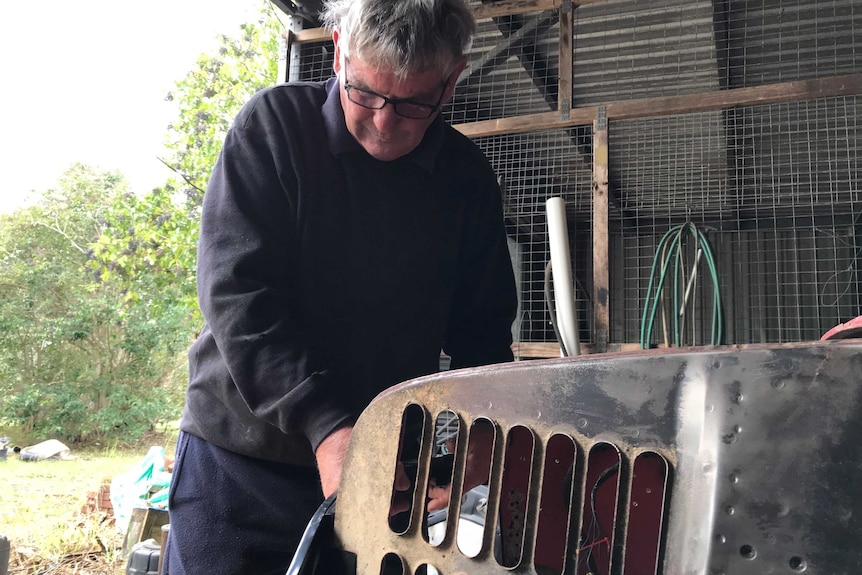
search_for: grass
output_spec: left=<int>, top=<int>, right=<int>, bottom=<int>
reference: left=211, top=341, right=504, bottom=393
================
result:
left=1, top=433, right=175, bottom=575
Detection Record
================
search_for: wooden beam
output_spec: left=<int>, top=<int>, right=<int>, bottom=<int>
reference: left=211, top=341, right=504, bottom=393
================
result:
left=512, top=341, right=645, bottom=358
left=454, top=73, right=862, bottom=138
left=557, top=1, right=573, bottom=119
left=456, top=109, right=595, bottom=138
left=475, top=0, right=610, bottom=20
left=607, top=74, right=862, bottom=120
left=474, top=0, right=560, bottom=20
left=290, top=0, right=615, bottom=44
left=592, top=109, right=610, bottom=353
left=293, top=27, right=331, bottom=45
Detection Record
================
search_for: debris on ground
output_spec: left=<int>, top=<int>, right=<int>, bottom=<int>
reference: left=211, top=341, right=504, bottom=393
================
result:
left=18, top=439, right=75, bottom=462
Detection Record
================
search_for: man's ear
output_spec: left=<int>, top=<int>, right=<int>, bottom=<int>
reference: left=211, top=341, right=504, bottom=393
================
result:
left=441, top=59, right=467, bottom=105
left=332, top=30, right=342, bottom=78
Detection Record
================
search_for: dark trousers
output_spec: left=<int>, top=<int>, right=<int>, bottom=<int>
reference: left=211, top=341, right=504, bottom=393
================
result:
left=163, top=431, right=324, bottom=575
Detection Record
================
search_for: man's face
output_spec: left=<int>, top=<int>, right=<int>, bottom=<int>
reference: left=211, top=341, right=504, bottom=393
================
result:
left=333, top=33, right=464, bottom=161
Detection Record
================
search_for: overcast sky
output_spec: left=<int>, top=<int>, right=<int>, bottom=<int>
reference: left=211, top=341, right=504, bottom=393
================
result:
left=0, top=0, right=265, bottom=214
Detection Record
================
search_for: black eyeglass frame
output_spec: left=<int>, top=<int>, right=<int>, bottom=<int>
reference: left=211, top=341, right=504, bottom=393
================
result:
left=342, top=60, right=453, bottom=120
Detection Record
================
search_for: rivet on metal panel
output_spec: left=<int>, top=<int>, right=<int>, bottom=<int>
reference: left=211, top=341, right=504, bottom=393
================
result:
left=722, top=431, right=738, bottom=445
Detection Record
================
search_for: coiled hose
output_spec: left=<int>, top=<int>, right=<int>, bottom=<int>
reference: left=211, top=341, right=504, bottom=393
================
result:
left=640, top=222, right=723, bottom=349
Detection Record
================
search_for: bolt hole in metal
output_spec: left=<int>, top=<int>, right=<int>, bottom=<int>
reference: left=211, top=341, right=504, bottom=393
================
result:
left=789, top=556, right=808, bottom=571
left=739, top=544, right=757, bottom=560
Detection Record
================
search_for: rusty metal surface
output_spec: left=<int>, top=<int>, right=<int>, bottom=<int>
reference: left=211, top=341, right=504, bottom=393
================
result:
left=334, top=341, right=862, bottom=574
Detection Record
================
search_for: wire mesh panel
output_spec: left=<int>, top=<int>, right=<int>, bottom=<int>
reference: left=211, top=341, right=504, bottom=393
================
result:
left=447, top=3, right=562, bottom=124
left=474, top=130, right=594, bottom=346
left=287, top=37, right=333, bottom=83
left=281, top=0, right=862, bottom=352
left=569, top=0, right=723, bottom=104
left=723, top=0, right=862, bottom=88
left=610, top=96, right=862, bottom=346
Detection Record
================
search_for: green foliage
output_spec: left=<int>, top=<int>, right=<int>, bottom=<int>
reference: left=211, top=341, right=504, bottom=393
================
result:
left=0, top=165, right=191, bottom=442
left=0, top=3, right=285, bottom=445
left=163, top=5, right=282, bottom=206
left=89, top=184, right=200, bottom=313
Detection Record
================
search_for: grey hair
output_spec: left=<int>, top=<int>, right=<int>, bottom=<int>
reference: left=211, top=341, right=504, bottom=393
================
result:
left=320, top=0, right=476, bottom=79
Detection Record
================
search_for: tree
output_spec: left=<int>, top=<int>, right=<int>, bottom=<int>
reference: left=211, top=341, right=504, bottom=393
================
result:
left=0, top=165, right=179, bottom=441
left=90, top=1, right=283, bottom=316
left=0, top=3, right=286, bottom=443
left=163, top=4, right=282, bottom=206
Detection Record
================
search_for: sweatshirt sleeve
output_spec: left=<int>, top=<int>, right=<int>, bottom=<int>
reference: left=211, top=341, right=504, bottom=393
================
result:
left=443, top=160, right=518, bottom=369
left=195, top=97, right=353, bottom=452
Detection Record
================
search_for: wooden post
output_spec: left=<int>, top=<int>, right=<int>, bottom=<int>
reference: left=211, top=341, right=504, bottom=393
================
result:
left=558, top=0, right=573, bottom=120
left=593, top=108, right=610, bottom=352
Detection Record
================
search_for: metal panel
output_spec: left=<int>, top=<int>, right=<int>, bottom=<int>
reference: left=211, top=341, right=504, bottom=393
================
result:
left=334, top=340, right=862, bottom=574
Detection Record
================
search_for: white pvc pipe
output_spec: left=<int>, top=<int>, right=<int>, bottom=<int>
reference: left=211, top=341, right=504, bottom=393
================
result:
left=545, top=197, right=580, bottom=356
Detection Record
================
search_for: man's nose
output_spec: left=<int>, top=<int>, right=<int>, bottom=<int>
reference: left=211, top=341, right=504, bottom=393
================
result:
left=373, top=103, right=401, bottom=131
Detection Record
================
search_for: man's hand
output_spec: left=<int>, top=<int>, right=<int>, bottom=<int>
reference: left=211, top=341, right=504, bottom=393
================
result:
left=389, top=462, right=413, bottom=517
left=426, top=422, right=494, bottom=512
left=315, top=425, right=354, bottom=498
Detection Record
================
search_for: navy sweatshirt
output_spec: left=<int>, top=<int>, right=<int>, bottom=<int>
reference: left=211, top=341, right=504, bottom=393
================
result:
left=180, top=78, right=517, bottom=465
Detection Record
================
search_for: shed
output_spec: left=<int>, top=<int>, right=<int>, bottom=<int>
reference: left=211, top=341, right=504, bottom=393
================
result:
left=272, top=0, right=862, bottom=358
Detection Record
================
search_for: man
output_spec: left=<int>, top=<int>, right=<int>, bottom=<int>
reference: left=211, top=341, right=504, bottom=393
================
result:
left=163, top=0, right=517, bottom=573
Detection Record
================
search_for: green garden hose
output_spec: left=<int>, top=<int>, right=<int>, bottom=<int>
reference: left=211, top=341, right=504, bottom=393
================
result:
left=640, top=222, right=723, bottom=349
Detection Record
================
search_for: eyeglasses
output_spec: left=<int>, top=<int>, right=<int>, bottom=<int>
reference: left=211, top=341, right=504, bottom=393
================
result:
left=342, top=60, right=450, bottom=120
